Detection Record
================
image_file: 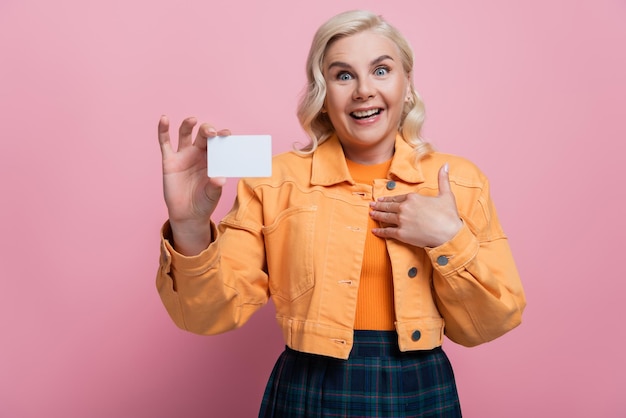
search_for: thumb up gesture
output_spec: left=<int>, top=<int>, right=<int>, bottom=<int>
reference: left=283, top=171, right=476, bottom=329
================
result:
left=370, top=164, right=463, bottom=248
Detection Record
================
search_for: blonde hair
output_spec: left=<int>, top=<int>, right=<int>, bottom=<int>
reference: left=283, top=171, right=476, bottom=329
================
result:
left=296, top=10, right=433, bottom=159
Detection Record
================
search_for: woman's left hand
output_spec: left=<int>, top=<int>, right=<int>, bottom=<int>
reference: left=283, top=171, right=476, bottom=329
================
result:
left=370, top=164, right=463, bottom=248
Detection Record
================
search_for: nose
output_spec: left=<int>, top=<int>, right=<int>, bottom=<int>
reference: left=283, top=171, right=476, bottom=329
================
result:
left=353, top=77, right=375, bottom=101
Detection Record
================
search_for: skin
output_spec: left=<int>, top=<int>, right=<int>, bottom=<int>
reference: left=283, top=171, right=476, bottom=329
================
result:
left=158, top=30, right=462, bottom=255
left=370, top=163, right=463, bottom=248
left=323, top=30, right=462, bottom=247
left=157, top=116, right=229, bottom=255
left=322, top=30, right=410, bottom=165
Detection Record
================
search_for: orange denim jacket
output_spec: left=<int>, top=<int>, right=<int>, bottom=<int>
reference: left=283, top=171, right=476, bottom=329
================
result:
left=156, top=134, right=526, bottom=359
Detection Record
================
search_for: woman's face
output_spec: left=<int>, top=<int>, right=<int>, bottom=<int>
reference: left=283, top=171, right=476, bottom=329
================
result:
left=322, top=30, right=410, bottom=163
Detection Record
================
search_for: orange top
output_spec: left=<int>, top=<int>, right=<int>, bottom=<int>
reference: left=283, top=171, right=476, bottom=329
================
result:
left=346, top=158, right=395, bottom=331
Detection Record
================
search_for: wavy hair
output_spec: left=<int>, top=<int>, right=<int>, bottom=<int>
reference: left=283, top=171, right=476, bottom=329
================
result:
left=295, top=10, right=433, bottom=159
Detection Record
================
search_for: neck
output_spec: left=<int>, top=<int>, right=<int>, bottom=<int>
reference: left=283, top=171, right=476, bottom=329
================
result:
left=341, top=142, right=395, bottom=165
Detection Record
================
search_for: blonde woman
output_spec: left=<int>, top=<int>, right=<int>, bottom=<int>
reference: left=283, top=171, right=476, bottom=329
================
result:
left=156, top=10, right=526, bottom=417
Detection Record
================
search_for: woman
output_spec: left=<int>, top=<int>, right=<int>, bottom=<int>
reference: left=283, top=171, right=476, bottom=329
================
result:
left=156, top=10, right=526, bottom=417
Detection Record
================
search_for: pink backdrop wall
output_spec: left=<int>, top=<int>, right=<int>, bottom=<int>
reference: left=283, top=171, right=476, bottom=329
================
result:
left=1, top=0, right=625, bottom=416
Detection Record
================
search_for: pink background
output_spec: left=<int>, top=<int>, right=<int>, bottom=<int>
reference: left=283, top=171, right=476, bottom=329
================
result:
left=1, top=0, right=625, bottom=416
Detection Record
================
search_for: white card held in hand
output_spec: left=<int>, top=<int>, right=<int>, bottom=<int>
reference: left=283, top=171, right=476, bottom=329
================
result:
left=207, top=135, right=272, bottom=178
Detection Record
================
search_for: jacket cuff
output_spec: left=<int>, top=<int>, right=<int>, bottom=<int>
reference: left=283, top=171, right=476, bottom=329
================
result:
left=160, top=220, right=219, bottom=276
left=426, top=221, right=479, bottom=276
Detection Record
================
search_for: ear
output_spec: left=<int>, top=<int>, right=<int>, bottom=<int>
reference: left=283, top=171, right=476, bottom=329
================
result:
left=405, top=76, right=413, bottom=103
left=319, top=95, right=327, bottom=114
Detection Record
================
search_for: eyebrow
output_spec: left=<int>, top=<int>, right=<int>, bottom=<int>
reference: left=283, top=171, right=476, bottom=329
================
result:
left=326, top=54, right=395, bottom=71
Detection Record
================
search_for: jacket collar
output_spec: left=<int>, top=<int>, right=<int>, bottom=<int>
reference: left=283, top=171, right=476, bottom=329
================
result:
left=310, top=133, right=425, bottom=186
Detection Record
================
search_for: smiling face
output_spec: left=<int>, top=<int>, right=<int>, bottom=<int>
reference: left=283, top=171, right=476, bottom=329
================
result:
left=322, top=30, right=410, bottom=164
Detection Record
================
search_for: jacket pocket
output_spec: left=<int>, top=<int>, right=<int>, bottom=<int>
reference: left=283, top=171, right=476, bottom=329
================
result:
left=263, top=205, right=317, bottom=301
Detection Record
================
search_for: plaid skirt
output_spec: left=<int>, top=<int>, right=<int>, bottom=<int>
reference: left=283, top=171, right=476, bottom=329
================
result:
left=259, top=330, right=461, bottom=417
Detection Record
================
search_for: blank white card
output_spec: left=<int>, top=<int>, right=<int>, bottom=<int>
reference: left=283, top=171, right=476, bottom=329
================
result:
left=207, top=135, right=272, bottom=178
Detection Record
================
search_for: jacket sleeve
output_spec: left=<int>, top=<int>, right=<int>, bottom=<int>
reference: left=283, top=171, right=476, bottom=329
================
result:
left=427, top=176, right=526, bottom=347
left=155, top=180, right=270, bottom=335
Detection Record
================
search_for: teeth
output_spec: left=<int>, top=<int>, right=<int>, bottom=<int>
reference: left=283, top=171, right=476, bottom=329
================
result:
left=352, top=109, right=380, bottom=118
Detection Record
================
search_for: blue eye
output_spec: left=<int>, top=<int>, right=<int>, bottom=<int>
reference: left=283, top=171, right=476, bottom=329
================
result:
left=374, top=67, right=389, bottom=76
left=338, top=72, right=353, bottom=81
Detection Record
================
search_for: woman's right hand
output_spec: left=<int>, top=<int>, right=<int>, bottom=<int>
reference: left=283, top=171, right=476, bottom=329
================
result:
left=158, top=116, right=230, bottom=255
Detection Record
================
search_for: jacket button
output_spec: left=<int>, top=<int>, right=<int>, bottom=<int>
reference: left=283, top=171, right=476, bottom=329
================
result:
left=436, top=255, right=449, bottom=266
left=411, top=330, right=421, bottom=341
left=407, top=267, right=418, bottom=278
left=386, top=180, right=396, bottom=190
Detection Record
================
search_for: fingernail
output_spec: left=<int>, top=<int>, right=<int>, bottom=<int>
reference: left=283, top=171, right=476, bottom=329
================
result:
left=444, top=163, right=449, bottom=173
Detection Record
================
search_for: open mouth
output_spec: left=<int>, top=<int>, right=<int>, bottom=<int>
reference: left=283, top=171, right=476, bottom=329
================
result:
left=351, top=108, right=382, bottom=120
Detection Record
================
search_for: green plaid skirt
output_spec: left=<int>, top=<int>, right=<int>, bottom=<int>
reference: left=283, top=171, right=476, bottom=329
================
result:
left=259, top=330, right=461, bottom=417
